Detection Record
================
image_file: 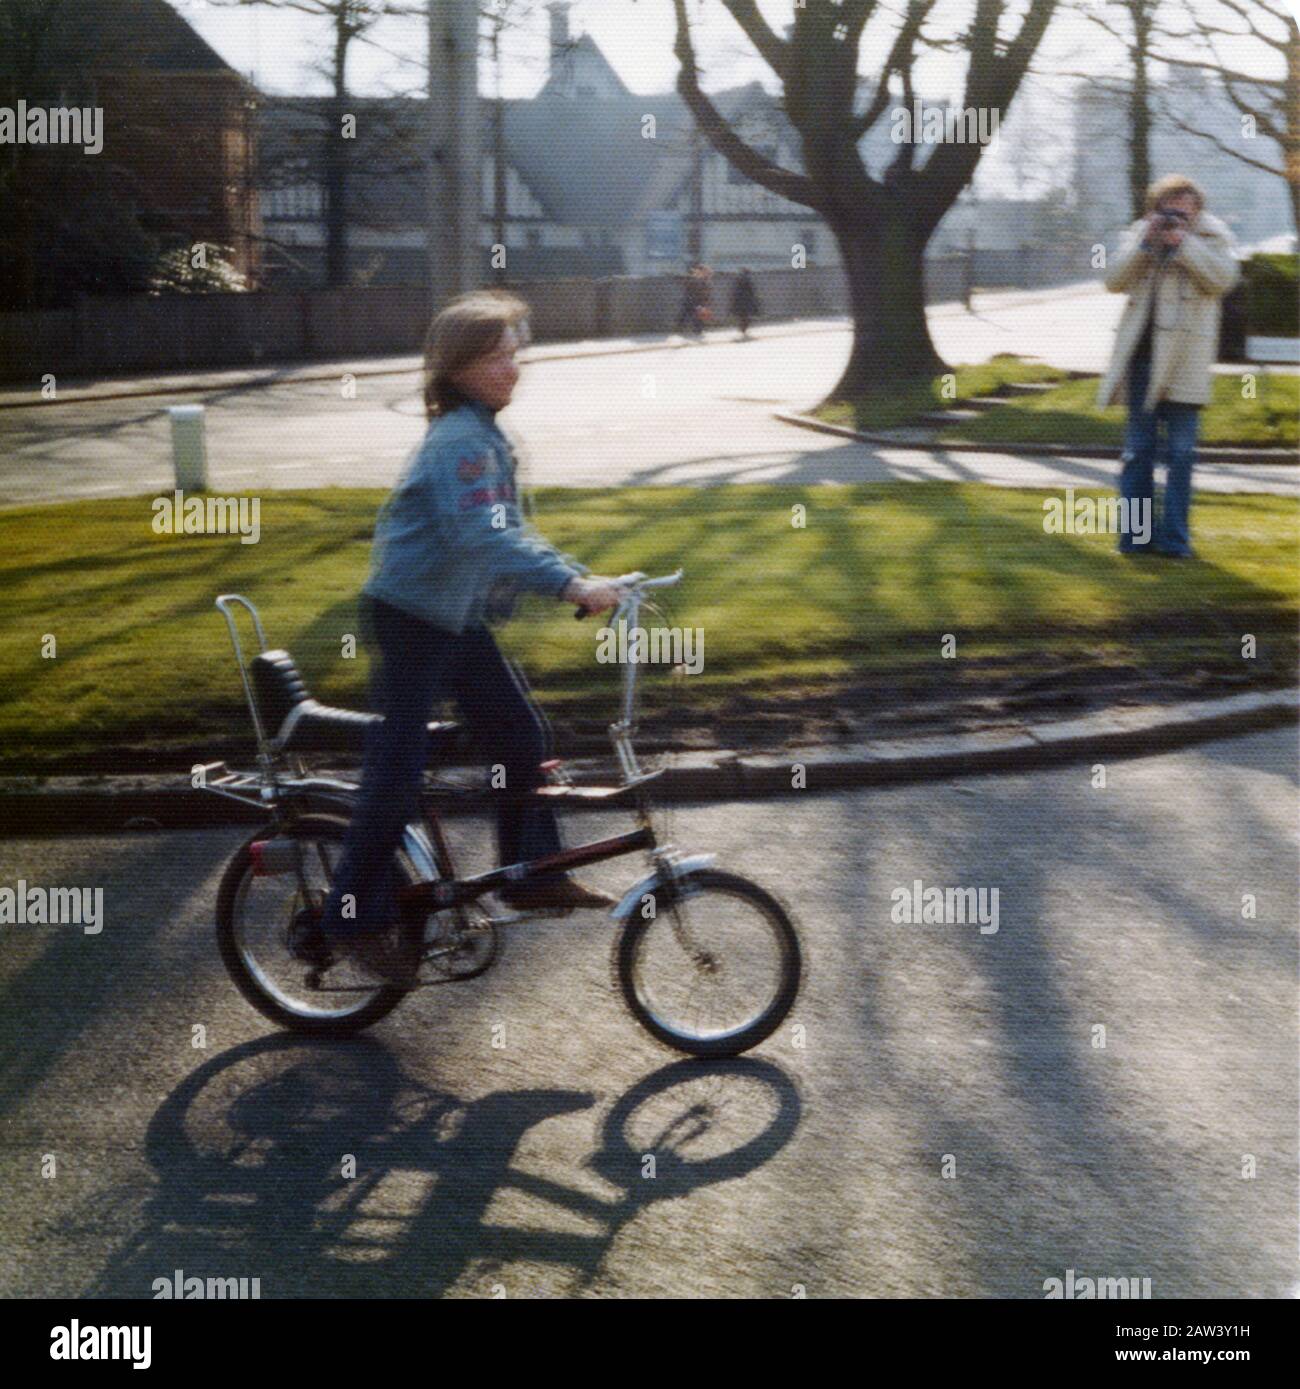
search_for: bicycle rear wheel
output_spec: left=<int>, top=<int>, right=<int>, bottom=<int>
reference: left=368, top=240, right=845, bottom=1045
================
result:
left=216, top=814, right=421, bottom=1036
left=616, top=868, right=801, bottom=1058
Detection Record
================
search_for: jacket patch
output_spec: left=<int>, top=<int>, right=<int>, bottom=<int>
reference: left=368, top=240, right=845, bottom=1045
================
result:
left=456, top=454, right=489, bottom=482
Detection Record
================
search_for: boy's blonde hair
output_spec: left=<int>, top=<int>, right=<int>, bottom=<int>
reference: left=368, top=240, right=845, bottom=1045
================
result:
left=1143, top=174, right=1206, bottom=214
left=423, top=290, right=531, bottom=420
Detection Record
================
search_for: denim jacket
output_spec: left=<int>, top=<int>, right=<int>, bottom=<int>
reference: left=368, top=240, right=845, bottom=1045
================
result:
left=363, top=398, right=588, bottom=634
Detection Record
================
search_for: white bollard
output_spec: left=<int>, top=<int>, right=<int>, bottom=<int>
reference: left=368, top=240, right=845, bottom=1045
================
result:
left=168, top=404, right=208, bottom=491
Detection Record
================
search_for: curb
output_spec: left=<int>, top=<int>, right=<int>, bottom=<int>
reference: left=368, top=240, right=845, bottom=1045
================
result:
left=1, top=689, right=1293, bottom=836
left=775, top=410, right=1299, bottom=467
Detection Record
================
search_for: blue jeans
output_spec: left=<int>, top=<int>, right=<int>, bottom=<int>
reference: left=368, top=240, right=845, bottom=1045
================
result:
left=1118, top=350, right=1201, bottom=556
left=318, top=596, right=566, bottom=939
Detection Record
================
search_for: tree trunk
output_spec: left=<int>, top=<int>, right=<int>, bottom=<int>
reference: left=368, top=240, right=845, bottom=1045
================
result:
left=824, top=205, right=945, bottom=401
left=8, top=147, right=36, bottom=309
left=491, top=20, right=506, bottom=284
left=1286, top=18, right=1300, bottom=239
left=1129, top=6, right=1152, bottom=222
left=688, top=124, right=703, bottom=262
left=324, top=23, right=350, bottom=288
left=493, top=96, right=505, bottom=281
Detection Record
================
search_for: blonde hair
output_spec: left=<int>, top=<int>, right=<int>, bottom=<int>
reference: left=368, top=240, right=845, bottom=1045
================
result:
left=423, top=290, right=531, bottom=420
left=1143, top=174, right=1206, bottom=214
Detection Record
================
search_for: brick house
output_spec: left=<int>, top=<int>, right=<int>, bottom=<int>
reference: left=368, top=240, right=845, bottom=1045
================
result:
left=1, top=0, right=260, bottom=298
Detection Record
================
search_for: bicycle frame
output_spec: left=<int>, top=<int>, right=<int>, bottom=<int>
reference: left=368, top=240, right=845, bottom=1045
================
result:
left=202, top=574, right=709, bottom=925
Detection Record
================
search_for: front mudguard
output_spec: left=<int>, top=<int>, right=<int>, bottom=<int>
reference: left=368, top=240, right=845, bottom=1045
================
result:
left=608, top=854, right=717, bottom=922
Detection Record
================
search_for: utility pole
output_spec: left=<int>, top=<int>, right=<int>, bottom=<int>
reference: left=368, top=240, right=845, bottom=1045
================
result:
left=428, top=0, right=482, bottom=311
left=961, top=185, right=977, bottom=312
left=688, top=121, right=703, bottom=262
left=491, top=14, right=506, bottom=285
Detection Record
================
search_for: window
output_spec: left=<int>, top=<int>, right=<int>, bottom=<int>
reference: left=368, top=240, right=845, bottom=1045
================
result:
left=799, top=225, right=818, bottom=255
left=261, top=184, right=323, bottom=220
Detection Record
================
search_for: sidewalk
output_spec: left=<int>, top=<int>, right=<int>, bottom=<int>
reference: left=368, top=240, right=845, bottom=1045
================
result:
left=0, top=281, right=1114, bottom=410
left=0, top=317, right=841, bottom=410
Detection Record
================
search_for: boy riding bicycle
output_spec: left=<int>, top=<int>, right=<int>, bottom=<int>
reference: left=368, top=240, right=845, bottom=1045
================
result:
left=316, top=291, right=623, bottom=986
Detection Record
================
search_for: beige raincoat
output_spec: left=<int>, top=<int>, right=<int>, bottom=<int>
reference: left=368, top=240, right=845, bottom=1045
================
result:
left=1097, top=211, right=1239, bottom=413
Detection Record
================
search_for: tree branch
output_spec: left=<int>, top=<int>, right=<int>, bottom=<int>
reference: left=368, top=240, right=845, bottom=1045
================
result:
left=918, top=0, right=1059, bottom=224
left=1156, top=101, right=1286, bottom=176
left=667, top=0, right=828, bottom=211
left=852, top=0, right=938, bottom=138
left=718, top=1, right=788, bottom=79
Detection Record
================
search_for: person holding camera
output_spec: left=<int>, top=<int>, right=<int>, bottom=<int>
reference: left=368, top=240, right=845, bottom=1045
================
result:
left=1098, top=175, right=1239, bottom=558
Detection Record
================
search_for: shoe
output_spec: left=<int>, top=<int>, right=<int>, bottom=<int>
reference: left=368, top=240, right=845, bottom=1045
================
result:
left=324, top=924, right=418, bottom=990
left=287, top=905, right=333, bottom=968
left=497, top=878, right=617, bottom=913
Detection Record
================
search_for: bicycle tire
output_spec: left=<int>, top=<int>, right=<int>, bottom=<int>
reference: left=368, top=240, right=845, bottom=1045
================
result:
left=215, top=814, right=421, bottom=1037
left=615, top=868, right=801, bottom=1058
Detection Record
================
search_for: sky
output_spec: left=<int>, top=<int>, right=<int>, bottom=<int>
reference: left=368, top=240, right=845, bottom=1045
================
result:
left=176, top=0, right=1296, bottom=196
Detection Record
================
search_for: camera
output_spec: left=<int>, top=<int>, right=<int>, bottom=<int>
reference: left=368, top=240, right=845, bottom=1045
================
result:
left=1155, top=207, right=1191, bottom=229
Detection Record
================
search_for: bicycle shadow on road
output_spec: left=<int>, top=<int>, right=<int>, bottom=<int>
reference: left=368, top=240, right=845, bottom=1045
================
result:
left=78, top=1034, right=800, bottom=1298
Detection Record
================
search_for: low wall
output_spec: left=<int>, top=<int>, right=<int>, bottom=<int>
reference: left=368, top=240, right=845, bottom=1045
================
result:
left=0, top=253, right=1085, bottom=383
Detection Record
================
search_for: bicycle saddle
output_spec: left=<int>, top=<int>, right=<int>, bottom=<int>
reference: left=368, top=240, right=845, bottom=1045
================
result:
left=249, top=650, right=462, bottom=758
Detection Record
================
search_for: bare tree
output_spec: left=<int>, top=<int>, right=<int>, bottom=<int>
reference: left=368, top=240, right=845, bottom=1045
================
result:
left=223, top=0, right=416, bottom=286
left=483, top=0, right=567, bottom=282
left=1156, top=0, right=1299, bottom=234
left=639, top=0, right=1059, bottom=400
left=1058, top=1, right=1167, bottom=219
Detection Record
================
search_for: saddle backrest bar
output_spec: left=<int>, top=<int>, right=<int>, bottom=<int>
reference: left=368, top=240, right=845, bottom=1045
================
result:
left=215, top=594, right=273, bottom=756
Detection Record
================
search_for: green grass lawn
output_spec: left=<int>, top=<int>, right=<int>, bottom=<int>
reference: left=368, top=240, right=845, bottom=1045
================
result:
left=1, top=484, right=1296, bottom=772
left=813, top=358, right=1298, bottom=450
left=934, top=373, right=1300, bottom=449
left=812, top=357, right=1072, bottom=433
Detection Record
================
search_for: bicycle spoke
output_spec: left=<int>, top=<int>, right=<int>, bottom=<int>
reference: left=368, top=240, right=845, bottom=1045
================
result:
left=622, top=873, right=795, bottom=1052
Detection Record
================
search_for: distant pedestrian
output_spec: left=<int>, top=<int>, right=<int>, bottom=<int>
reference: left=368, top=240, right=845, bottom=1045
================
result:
left=675, top=264, right=712, bottom=340
left=1099, top=174, right=1238, bottom=559
left=730, top=267, right=760, bottom=339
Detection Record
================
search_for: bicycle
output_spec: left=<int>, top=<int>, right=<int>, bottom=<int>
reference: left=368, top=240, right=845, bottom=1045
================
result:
left=200, top=573, right=802, bottom=1057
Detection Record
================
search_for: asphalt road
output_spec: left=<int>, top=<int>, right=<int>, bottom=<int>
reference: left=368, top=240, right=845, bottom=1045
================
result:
left=1, top=727, right=1295, bottom=1298
left=1, top=285, right=1296, bottom=508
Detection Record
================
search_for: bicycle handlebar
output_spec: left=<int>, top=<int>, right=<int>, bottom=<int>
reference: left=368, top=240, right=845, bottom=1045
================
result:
left=572, top=569, right=683, bottom=620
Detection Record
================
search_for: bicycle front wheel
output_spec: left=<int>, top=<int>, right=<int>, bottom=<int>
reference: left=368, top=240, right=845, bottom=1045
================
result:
left=616, top=869, right=801, bottom=1058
